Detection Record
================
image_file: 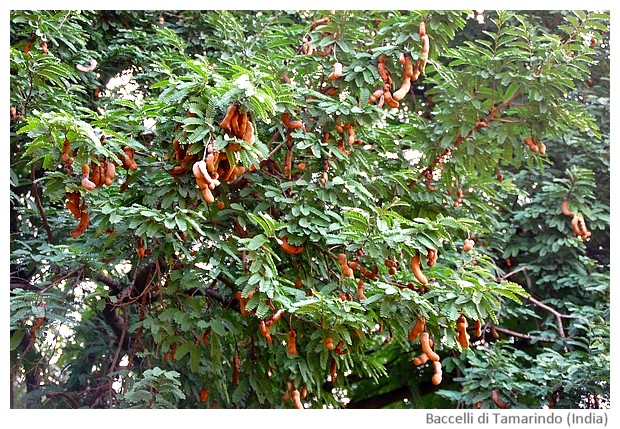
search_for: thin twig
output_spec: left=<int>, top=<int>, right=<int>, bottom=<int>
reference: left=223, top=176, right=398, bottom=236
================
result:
left=492, top=325, right=552, bottom=342
left=30, top=164, right=54, bottom=244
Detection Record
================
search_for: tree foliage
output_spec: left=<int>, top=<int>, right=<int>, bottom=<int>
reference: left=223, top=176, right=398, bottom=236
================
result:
left=9, top=10, right=610, bottom=409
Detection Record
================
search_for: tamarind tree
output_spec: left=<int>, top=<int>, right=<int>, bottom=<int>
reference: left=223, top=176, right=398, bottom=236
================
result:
left=9, top=10, right=610, bottom=409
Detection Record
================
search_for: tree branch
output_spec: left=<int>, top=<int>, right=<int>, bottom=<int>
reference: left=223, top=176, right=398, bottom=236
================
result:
left=526, top=296, right=569, bottom=338
left=30, top=164, right=54, bottom=244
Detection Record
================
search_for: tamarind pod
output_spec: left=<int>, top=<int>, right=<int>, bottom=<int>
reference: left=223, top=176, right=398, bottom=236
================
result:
left=266, top=309, right=286, bottom=328
left=490, top=326, right=500, bottom=339
left=347, top=127, right=356, bottom=145
left=413, top=352, right=429, bottom=366
left=431, top=360, right=442, bottom=385
left=259, top=320, right=268, bottom=337
left=561, top=199, right=574, bottom=217
left=408, top=316, right=426, bottom=341
left=410, top=254, right=428, bottom=285
left=236, top=112, right=248, bottom=139
left=337, top=253, right=347, bottom=266
left=384, top=91, right=399, bottom=108
left=201, top=187, right=215, bottom=204
left=384, top=259, right=398, bottom=268
left=325, top=87, right=339, bottom=96
left=427, top=248, right=437, bottom=267
left=105, top=161, right=116, bottom=183
left=219, top=104, right=238, bottom=130
left=463, top=239, right=475, bottom=252
left=491, top=389, right=510, bottom=409
left=399, top=52, right=406, bottom=65
left=368, top=87, right=385, bottom=103
left=242, top=121, right=255, bottom=144
left=457, top=329, right=470, bottom=348
left=282, top=113, right=304, bottom=130
left=235, top=291, right=248, bottom=316
left=284, top=148, right=293, bottom=179
left=65, top=193, right=82, bottom=218
left=280, top=236, right=305, bottom=255
left=199, top=388, right=209, bottom=403
left=411, top=63, right=422, bottom=81
left=357, top=279, right=367, bottom=300
left=173, top=139, right=183, bottom=162
left=319, top=171, right=328, bottom=184
left=420, top=35, right=430, bottom=59
left=577, top=216, right=590, bottom=238
left=419, top=21, right=426, bottom=37
left=330, top=358, right=338, bottom=382
left=335, top=118, right=344, bottom=133
left=524, top=136, right=535, bottom=147
left=474, top=320, right=482, bottom=337
left=377, top=62, right=391, bottom=84
left=60, top=139, right=73, bottom=164
left=392, top=77, right=411, bottom=101
left=205, top=153, right=216, bottom=173
left=232, top=354, right=240, bottom=386
left=81, top=164, right=97, bottom=191
left=325, top=337, right=334, bottom=351
left=287, top=330, right=297, bottom=356
left=291, top=389, right=303, bottom=409
left=294, top=279, right=303, bottom=289
left=348, top=260, right=358, bottom=270
left=539, top=141, right=546, bottom=155
left=91, top=161, right=102, bottom=187
left=310, top=17, right=330, bottom=30
left=70, top=211, right=90, bottom=238
left=420, top=332, right=439, bottom=362
left=403, top=55, right=414, bottom=79
left=327, top=62, right=343, bottom=81
left=571, top=215, right=581, bottom=236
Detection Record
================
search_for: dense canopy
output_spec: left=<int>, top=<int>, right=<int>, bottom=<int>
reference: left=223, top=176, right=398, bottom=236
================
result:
left=9, top=10, right=610, bottom=410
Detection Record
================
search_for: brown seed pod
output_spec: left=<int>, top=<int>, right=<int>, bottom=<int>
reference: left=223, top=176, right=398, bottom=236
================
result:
left=287, top=330, right=297, bottom=356
left=232, top=354, right=240, bottom=386
left=219, top=104, right=238, bottom=130
left=70, top=210, right=90, bottom=238
left=60, top=139, right=74, bottom=165
left=80, top=163, right=96, bottom=191
left=420, top=332, right=439, bottom=362
left=357, top=279, right=367, bottom=300
left=491, top=389, right=510, bottom=409
left=65, top=192, right=82, bottom=219
left=463, top=239, right=475, bottom=252
left=368, top=87, right=385, bottom=103
left=325, top=337, right=335, bottom=351
left=327, top=62, right=343, bottom=81
left=330, top=357, right=338, bottom=382
left=431, top=360, right=442, bottom=385
left=410, top=253, right=428, bottom=285
left=413, top=352, right=429, bottom=366
left=408, top=316, right=426, bottom=342
left=310, top=17, right=330, bottom=30
left=235, top=291, right=249, bottom=317
left=419, top=21, right=426, bottom=37
left=282, top=112, right=304, bottom=129
left=561, top=199, right=574, bottom=217
left=199, top=388, right=209, bottom=403
left=122, top=146, right=138, bottom=170
left=456, top=315, right=470, bottom=348
left=291, top=389, right=303, bottom=409
left=105, top=161, right=116, bottom=185
left=474, top=319, right=483, bottom=337
left=280, top=236, right=305, bottom=255
left=376, top=54, right=391, bottom=84
left=337, top=253, right=355, bottom=278
left=383, top=90, right=399, bottom=109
